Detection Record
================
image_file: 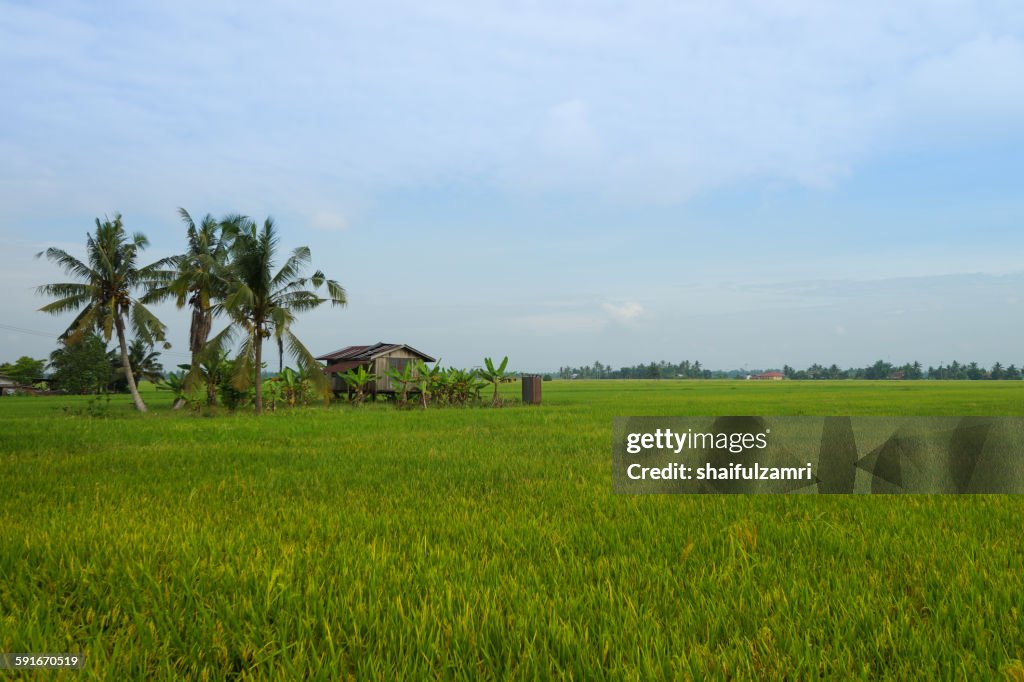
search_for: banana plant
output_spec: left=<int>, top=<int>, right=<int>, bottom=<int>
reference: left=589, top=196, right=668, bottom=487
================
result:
left=263, top=376, right=283, bottom=412
left=445, top=366, right=485, bottom=406
left=413, top=359, right=441, bottom=409
left=157, top=369, right=191, bottom=406
left=479, top=356, right=513, bottom=407
left=339, top=365, right=378, bottom=405
left=188, top=348, right=231, bottom=407
left=278, top=367, right=302, bottom=407
left=385, top=362, right=417, bottom=407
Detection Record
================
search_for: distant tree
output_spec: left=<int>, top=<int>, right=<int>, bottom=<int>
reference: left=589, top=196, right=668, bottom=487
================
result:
left=0, top=356, right=47, bottom=386
left=36, top=215, right=171, bottom=411
left=865, top=360, right=893, bottom=380
left=48, top=334, right=111, bottom=394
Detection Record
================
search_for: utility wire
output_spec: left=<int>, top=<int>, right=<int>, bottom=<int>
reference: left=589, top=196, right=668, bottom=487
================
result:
left=0, top=322, right=192, bottom=358
left=0, top=322, right=60, bottom=338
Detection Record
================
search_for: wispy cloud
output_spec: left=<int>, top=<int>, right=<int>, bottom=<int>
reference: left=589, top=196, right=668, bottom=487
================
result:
left=3, top=1, right=1023, bottom=219
left=602, top=301, right=644, bottom=323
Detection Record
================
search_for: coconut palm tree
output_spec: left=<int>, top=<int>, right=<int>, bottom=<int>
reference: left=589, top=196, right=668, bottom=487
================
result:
left=145, top=208, right=238, bottom=407
left=207, top=217, right=346, bottom=414
left=36, top=215, right=170, bottom=412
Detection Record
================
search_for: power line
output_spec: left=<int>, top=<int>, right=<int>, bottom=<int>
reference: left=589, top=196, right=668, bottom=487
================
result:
left=0, top=322, right=60, bottom=338
left=0, top=322, right=192, bottom=358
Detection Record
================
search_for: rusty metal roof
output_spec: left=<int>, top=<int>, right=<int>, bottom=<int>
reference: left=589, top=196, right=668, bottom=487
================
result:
left=316, top=342, right=436, bottom=363
left=323, top=360, right=366, bottom=374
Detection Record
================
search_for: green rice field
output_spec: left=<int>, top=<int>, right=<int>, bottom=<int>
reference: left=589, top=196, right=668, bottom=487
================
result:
left=2, top=380, right=1023, bottom=679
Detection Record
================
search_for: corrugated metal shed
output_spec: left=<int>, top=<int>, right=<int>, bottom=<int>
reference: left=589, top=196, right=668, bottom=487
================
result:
left=316, top=342, right=435, bottom=363
left=317, top=343, right=437, bottom=395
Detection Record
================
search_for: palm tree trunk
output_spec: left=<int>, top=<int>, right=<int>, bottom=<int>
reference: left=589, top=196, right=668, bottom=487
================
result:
left=254, top=332, right=263, bottom=414
left=115, top=316, right=148, bottom=412
left=190, top=307, right=216, bottom=407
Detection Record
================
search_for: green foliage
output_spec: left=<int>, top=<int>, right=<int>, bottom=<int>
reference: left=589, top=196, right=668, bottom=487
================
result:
left=156, top=370, right=188, bottom=400
left=277, top=367, right=316, bottom=407
left=217, top=357, right=254, bottom=410
left=109, top=338, right=164, bottom=392
left=433, top=366, right=486, bottom=407
left=0, top=356, right=46, bottom=386
left=262, top=377, right=284, bottom=412
left=338, top=365, right=377, bottom=405
left=47, top=334, right=112, bottom=394
left=156, top=370, right=203, bottom=411
left=411, top=359, right=441, bottom=408
left=384, top=362, right=417, bottom=407
left=1, top=381, right=1023, bottom=678
left=479, top=355, right=514, bottom=406
left=194, top=350, right=232, bottom=407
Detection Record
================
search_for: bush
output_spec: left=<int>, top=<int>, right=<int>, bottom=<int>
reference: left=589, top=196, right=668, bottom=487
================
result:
left=218, top=374, right=253, bottom=410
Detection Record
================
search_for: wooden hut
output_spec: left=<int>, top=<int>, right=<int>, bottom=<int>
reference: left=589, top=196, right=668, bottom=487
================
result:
left=316, top=343, right=436, bottom=396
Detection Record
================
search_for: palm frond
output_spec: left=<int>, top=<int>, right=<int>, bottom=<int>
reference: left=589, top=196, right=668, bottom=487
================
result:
left=273, top=291, right=326, bottom=313
left=130, top=301, right=168, bottom=346
left=36, top=248, right=95, bottom=281
left=284, top=329, right=330, bottom=398
left=61, top=304, right=103, bottom=344
left=231, top=336, right=256, bottom=391
left=270, top=246, right=312, bottom=289
left=38, top=292, right=94, bottom=316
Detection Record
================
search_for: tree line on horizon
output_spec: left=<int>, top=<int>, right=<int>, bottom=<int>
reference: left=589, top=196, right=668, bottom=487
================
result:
left=558, top=359, right=1023, bottom=380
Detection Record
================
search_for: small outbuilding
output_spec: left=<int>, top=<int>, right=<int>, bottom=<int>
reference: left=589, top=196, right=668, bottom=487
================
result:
left=316, top=342, right=436, bottom=396
left=750, top=371, right=785, bottom=381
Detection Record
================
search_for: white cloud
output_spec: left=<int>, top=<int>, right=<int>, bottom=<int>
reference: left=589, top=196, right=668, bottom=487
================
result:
left=3, top=1, right=1023, bottom=216
left=309, top=211, right=348, bottom=232
left=602, top=301, right=644, bottom=323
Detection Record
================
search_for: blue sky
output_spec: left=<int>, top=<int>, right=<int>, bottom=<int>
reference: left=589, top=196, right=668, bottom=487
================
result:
left=2, top=1, right=1023, bottom=371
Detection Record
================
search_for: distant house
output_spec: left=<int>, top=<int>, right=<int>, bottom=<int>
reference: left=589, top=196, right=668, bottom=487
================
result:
left=316, top=342, right=436, bottom=396
left=750, top=371, right=785, bottom=381
left=0, top=374, right=16, bottom=396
